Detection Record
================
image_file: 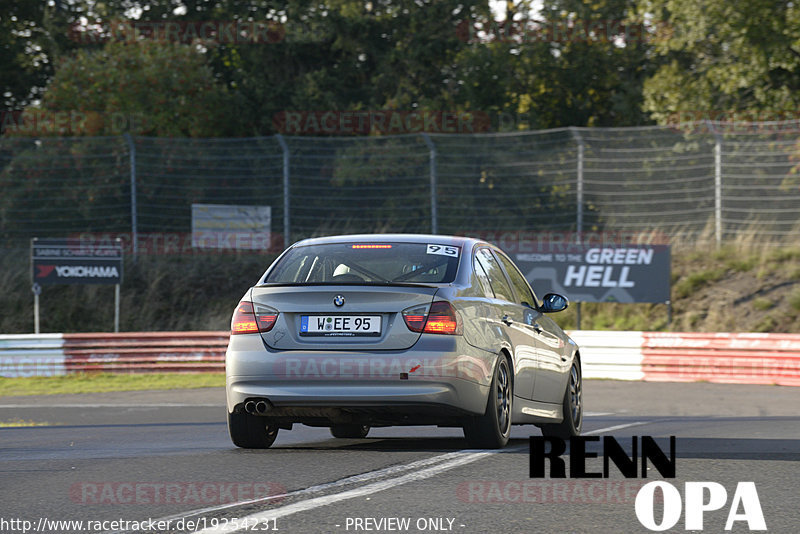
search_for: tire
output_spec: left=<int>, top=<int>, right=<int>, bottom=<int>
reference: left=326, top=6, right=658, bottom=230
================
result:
left=228, top=411, right=279, bottom=449
left=541, top=359, right=583, bottom=439
left=463, top=355, right=512, bottom=449
left=330, top=424, right=370, bottom=439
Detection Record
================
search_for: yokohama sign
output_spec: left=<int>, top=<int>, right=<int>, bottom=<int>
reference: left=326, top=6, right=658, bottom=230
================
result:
left=32, top=238, right=123, bottom=285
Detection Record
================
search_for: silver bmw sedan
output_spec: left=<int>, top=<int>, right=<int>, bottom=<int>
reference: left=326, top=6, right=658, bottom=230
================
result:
left=226, top=234, right=582, bottom=449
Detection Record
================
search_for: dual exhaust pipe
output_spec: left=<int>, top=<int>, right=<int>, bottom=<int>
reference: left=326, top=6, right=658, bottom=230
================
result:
left=244, top=399, right=272, bottom=415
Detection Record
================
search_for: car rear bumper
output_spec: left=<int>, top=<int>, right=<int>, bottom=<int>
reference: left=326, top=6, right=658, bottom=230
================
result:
left=225, top=333, right=495, bottom=418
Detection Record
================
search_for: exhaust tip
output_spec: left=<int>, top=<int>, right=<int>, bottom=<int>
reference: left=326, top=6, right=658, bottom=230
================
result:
left=244, top=400, right=257, bottom=414
left=255, top=400, right=269, bottom=414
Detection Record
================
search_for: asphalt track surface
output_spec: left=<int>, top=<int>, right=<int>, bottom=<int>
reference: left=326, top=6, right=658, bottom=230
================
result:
left=1, top=381, right=798, bottom=534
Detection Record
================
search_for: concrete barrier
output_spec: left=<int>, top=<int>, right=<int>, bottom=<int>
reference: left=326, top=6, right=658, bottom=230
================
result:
left=567, top=330, right=644, bottom=381
left=0, top=334, right=66, bottom=377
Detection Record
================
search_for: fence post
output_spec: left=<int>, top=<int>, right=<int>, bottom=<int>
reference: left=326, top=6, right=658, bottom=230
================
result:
left=275, top=135, right=291, bottom=247
left=569, top=127, right=584, bottom=244
left=421, top=134, right=438, bottom=234
left=706, top=120, right=723, bottom=247
left=124, top=134, right=138, bottom=258
left=569, top=128, right=584, bottom=330
left=714, top=139, right=722, bottom=247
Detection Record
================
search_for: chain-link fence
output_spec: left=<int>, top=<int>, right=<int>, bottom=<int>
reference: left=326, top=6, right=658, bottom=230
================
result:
left=2, top=122, right=799, bottom=251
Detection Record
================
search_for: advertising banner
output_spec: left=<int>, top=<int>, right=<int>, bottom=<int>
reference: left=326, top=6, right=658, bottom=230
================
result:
left=31, top=238, right=123, bottom=286
left=513, top=244, right=671, bottom=303
left=191, top=204, right=271, bottom=250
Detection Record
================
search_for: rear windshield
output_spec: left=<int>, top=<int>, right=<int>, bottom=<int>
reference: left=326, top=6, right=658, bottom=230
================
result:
left=264, top=242, right=461, bottom=284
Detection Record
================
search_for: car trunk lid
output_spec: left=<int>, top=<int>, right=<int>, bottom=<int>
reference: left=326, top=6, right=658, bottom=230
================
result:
left=250, top=285, right=439, bottom=351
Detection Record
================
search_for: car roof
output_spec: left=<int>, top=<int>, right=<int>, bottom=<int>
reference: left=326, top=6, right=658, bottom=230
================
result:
left=290, top=233, right=487, bottom=250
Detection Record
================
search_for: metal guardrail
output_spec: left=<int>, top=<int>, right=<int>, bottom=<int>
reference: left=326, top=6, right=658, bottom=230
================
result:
left=62, top=331, right=228, bottom=373
left=640, top=332, right=800, bottom=386
left=2, top=330, right=799, bottom=385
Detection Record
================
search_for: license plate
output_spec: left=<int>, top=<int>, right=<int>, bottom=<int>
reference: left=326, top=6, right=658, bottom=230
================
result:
left=300, top=315, right=381, bottom=337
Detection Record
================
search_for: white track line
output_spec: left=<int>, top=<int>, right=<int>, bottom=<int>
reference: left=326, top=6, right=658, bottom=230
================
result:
left=195, top=450, right=497, bottom=534
left=584, top=421, right=652, bottom=435
left=117, top=422, right=652, bottom=533
left=128, top=448, right=509, bottom=532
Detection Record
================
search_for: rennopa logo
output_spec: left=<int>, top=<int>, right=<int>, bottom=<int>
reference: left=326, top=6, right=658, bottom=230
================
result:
left=530, top=436, right=766, bottom=531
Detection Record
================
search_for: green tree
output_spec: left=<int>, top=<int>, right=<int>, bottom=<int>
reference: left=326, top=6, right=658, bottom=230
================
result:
left=81, top=1, right=492, bottom=134
left=207, top=0, right=493, bottom=134
left=509, top=0, right=654, bottom=128
left=0, top=0, right=87, bottom=112
left=636, top=0, right=800, bottom=207
left=637, top=0, right=800, bottom=122
left=0, top=39, right=237, bottom=242
left=2, top=0, right=665, bottom=135
left=10, top=38, right=232, bottom=137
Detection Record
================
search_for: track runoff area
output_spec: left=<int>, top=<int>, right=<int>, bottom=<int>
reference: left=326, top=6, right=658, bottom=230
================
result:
left=1, top=380, right=798, bottom=534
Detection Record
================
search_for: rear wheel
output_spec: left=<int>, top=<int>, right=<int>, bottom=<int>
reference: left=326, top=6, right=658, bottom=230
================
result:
left=228, top=411, right=279, bottom=449
left=540, top=359, right=582, bottom=439
left=330, top=424, right=370, bottom=439
left=463, top=355, right=512, bottom=449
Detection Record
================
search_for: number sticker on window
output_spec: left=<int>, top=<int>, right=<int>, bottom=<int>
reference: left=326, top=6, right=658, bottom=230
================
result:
left=426, top=244, right=459, bottom=257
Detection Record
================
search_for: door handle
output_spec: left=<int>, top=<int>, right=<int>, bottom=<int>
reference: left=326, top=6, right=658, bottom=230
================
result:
left=501, top=315, right=513, bottom=326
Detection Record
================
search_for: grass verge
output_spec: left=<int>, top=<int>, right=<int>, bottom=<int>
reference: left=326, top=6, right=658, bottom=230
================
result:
left=0, top=419, right=51, bottom=427
left=0, top=373, right=225, bottom=397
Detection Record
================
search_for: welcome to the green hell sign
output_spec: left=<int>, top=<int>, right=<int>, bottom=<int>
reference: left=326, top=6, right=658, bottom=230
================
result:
left=515, top=244, right=671, bottom=303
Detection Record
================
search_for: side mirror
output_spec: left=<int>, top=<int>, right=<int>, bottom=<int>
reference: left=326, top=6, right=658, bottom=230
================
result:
left=540, top=293, right=569, bottom=313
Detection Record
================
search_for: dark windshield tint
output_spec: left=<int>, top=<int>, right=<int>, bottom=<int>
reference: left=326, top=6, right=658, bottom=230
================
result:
left=264, top=242, right=461, bottom=284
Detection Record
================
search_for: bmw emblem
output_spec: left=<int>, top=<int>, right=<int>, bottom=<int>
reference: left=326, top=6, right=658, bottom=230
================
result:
left=333, top=295, right=345, bottom=307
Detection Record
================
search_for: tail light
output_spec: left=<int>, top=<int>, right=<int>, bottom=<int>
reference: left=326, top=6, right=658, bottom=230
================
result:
left=402, top=304, right=428, bottom=333
left=424, top=301, right=461, bottom=334
left=402, top=301, right=462, bottom=335
left=231, top=301, right=278, bottom=335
